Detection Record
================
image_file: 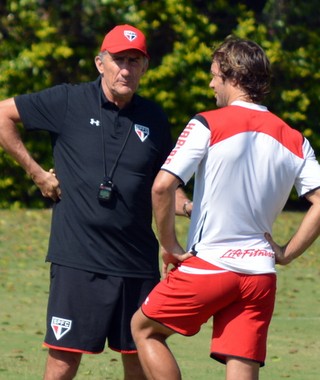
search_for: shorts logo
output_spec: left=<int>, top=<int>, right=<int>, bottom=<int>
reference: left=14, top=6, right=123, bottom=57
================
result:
left=51, top=317, right=72, bottom=340
left=134, top=124, right=149, bottom=142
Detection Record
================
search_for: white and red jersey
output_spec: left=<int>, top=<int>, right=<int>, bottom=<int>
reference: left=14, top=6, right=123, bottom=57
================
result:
left=162, top=101, right=320, bottom=274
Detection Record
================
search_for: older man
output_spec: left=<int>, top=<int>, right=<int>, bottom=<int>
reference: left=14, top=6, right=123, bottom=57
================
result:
left=0, top=24, right=190, bottom=379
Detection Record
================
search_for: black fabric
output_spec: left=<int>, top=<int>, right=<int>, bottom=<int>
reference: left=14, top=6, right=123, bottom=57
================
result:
left=44, top=264, right=159, bottom=352
left=193, top=113, right=210, bottom=129
left=15, top=77, right=172, bottom=278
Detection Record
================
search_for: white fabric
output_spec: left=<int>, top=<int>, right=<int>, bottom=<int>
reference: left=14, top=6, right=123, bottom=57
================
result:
left=162, top=102, right=320, bottom=274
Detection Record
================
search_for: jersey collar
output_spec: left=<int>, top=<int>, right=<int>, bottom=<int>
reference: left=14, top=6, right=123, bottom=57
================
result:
left=231, top=100, right=268, bottom=112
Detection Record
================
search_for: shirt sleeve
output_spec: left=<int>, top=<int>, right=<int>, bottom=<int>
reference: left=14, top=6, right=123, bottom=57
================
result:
left=161, top=117, right=211, bottom=185
left=14, top=84, right=69, bottom=134
left=295, top=137, right=320, bottom=196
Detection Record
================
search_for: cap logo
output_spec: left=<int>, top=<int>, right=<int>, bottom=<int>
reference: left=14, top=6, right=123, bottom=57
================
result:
left=124, top=30, right=137, bottom=41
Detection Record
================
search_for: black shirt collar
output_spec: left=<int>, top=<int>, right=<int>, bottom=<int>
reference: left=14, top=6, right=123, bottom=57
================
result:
left=95, top=76, right=140, bottom=111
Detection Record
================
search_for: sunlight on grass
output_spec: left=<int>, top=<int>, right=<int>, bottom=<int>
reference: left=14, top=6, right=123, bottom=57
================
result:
left=0, top=209, right=319, bottom=379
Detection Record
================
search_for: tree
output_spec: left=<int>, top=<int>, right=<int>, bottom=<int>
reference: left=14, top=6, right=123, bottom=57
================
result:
left=0, top=0, right=319, bottom=207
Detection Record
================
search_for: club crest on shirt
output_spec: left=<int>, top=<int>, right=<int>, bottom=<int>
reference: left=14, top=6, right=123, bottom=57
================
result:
left=134, top=124, right=149, bottom=142
left=51, top=316, right=72, bottom=340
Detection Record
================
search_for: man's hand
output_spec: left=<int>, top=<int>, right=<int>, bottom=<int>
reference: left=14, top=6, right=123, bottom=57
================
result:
left=32, top=168, right=61, bottom=202
left=264, top=232, right=291, bottom=265
left=161, top=244, right=193, bottom=279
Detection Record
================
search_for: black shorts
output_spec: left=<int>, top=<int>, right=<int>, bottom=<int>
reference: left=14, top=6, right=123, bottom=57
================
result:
left=44, top=264, right=159, bottom=353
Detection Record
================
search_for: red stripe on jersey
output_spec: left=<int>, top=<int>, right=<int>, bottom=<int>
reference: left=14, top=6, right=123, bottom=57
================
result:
left=200, top=106, right=304, bottom=158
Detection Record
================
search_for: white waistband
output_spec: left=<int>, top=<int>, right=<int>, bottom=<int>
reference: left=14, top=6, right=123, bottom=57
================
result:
left=178, top=265, right=228, bottom=275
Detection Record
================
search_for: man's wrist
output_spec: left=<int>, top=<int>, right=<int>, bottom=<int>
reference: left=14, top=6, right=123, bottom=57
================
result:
left=183, top=200, right=192, bottom=218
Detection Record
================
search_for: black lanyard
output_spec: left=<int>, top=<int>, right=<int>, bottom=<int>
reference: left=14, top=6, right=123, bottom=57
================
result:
left=99, top=94, right=132, bottom=181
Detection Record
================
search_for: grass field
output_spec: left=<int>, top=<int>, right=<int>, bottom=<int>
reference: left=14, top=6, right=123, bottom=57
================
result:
left=0, top=209, right=319, bottom=379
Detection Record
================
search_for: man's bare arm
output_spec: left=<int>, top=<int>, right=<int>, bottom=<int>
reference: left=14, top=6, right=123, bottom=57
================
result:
left=152, top=170, right=192, bottom=277
left=265, top=188, right=320, bottom=265
left=0, top=98, right=61, bottom=200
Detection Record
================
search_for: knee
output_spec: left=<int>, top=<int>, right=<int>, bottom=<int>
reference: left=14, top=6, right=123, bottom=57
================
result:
left=131, top=308, right=173, bottom=345
left=45, top=349, right=82, bottom=379
left=131, top=308, right=145, bottom=342
left=131, top=308, right=158, bottom=345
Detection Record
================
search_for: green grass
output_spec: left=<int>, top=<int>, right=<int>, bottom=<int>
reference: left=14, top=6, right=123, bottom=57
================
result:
left=0, top=210, right=319, bottom=379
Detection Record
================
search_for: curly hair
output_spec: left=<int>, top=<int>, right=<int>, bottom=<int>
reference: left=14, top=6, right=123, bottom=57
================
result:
left=212, top=36, right=271, bottom=103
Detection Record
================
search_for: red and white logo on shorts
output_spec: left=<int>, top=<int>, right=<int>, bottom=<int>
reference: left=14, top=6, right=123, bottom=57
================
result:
left=51, top=316, right=72, bottom=340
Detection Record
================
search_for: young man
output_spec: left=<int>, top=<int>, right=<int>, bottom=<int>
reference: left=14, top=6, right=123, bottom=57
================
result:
left=0, top=25, right=190, bottom=379
left=131, top=37, right=320, bottom=380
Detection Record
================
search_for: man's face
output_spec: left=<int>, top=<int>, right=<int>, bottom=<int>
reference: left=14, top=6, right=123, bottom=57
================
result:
left=209, top=61, right=232, bottom=108
left=95, top=50, right=148, bottom=106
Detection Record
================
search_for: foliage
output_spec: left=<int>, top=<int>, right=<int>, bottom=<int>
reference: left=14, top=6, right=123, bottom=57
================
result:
left=0, top=0, right=319, bottom=207
left=242, top=0, right=320, bottom=151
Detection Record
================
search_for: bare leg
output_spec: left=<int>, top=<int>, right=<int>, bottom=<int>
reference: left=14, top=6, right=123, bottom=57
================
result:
left=131, top=308, right=180, bottom=380
left=122, top=352, right=147, bottom=380
left=226, top=356, right=260, bottom=380
left=43, top=348, right=82, bottom=380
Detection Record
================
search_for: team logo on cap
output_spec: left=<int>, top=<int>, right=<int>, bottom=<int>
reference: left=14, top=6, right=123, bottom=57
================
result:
left=124, top=30, right=137, bottom=41
left=51, top=316, right=72, bottom=340
left=134, top=124, right=149, bottom=142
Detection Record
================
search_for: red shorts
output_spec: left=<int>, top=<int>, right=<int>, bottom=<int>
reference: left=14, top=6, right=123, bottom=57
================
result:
left=141, top=256, right=276, bottom=366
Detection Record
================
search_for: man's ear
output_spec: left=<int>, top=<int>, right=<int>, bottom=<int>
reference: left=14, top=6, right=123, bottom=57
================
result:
left=142, top=59, right=149, bottom=75
left=95, top=56, right=104, bottom=75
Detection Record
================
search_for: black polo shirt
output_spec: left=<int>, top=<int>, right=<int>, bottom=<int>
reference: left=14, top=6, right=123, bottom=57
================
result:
left=15, top=77, right=172, bottom=278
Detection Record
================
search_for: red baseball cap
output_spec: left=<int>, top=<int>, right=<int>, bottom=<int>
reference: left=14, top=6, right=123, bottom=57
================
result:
left=100, top=24, right=149, bottom=58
